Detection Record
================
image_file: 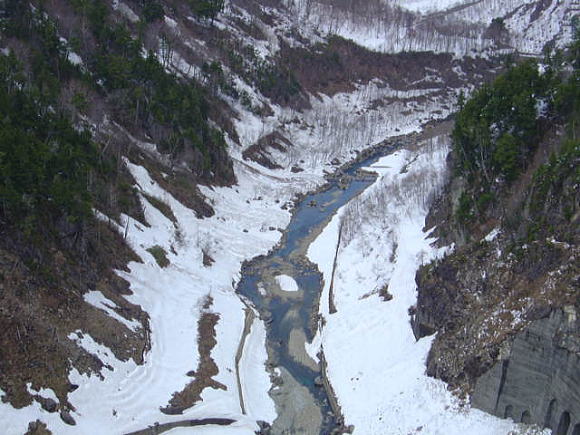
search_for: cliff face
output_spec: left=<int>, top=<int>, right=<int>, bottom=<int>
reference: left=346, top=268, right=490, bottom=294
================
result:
left=413, top=48, right=580, bottom=432
left=414, top=163, right=579, bottom=434
left=472, top=308, right=580, bottom=433
left=413, top=215, right=579, bottom=399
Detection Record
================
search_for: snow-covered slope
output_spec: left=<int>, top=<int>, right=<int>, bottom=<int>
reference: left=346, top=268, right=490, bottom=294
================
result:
left=282, top=0, right=575, bottom=55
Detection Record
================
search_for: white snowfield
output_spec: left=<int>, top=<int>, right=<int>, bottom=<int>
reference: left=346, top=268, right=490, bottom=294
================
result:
left=307, top=136, right=549, bottom=435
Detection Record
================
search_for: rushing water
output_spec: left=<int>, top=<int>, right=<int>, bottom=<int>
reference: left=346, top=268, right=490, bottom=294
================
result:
left=237, top=143, right=398, bottom=433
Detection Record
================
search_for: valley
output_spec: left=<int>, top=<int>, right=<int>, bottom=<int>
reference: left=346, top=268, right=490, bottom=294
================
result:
left=0, top=0, right=577, bottom=434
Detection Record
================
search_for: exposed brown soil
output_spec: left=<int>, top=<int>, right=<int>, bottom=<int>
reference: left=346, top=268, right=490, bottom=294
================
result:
left=280, top=36, right=496, bottom=98
left=161, top=296, right=226, bottom=415
left=24, top=420, right=52, bottom=435
left=234, top=307, right=255, bottom=415
left=133, top=152, right=216, bottom=219
left=327, top=222, right=343, bottom=315
left=0, top=219, right=150, bottom=415
left=242, top=131, right=292, bottom=169
left=125, top=417, right=236, bottom=435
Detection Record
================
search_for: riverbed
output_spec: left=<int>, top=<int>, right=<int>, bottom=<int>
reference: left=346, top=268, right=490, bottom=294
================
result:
left=236, top=136, right=411, bottom=434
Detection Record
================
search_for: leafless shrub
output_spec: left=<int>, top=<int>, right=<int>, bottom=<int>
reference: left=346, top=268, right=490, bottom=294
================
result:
left=339, top=135, right=449, bottom=248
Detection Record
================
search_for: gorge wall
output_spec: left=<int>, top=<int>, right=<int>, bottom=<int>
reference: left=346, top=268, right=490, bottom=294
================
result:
left=472, top=308, right=580, bottom=434
left=413, top=40, right=579, bottom=434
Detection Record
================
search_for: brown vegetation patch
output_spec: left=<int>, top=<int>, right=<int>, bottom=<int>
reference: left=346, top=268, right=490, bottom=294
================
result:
left=146, top=245, right=170, bottom=268
left=280, top=36, right=496, bottom=98
left=134, top=153, right=216, bottom=219
left=142, top=193, right=177, bottom=224
left=24, top=420, right=51, bottom=435
left=161, top=296, right=226, bottom=415
left=242, top=131, right=292, bottom=169
left=202, top=250, right=215, bottom=267
left=0, top=220, right=149, bottom=413
left=126, top=417, right=236, bottom=435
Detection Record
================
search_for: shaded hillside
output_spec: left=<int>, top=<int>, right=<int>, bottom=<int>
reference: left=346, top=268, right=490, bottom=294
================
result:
left=0, top=0, right=235, bottom=418
left=413, top=33, right=579, bottom=431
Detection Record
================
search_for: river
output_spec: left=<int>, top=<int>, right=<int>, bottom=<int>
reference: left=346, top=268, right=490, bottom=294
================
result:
left=236, top=138, right=408, bottom=434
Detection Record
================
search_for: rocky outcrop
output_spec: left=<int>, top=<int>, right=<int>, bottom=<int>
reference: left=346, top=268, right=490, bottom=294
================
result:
left=471, top=308, right=580, bottom=433
left=413, top=58, right=579, bottom=431
left=413, top=174, right=579, bottom=430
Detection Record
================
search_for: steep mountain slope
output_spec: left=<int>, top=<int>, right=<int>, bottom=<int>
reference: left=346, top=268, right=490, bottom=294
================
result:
left=284, top=0, right=576, bottom=55
left=413, top=39, right=579, bottom=433
left=0, top=0, right=576, bottom=433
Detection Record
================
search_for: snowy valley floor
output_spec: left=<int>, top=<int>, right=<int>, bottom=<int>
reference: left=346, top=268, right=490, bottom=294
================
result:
left=1, top=58, right=462, bottom=432
left=1, top=130, right=551, bottom=435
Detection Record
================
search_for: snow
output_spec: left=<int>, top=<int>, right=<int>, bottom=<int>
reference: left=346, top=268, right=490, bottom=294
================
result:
left=165, top=424, right=255, bottom=434
left=238, top=316, right=277, bottom=423
left=280, top=0, right=573, bottom=56
left=114, top=1, right=140, bottom=23
left=67, top=51, right=83, bottom=66
left=484, top=228, right=501, bottom=242
left=282, top=0, right=492, bottom=56
left=164, top=16, right=178, bottom=28
left=84, top=290, right=142, bottom=332
left=0, top=155, right=288, bottom=434
left=228, top=77, right=462, bottom=180
left=0, top=74, right=463, bottom=432
left=58, top=37, right=84, bottom=66
left=393, top=0, right=466, bottom=13
left=1, top=1, right=573, bottom=432
left=275, top=274, right=299, bottom=292
left=505, top=0, right=576, bottom=54
left=307, top=135, right=542, bottom=434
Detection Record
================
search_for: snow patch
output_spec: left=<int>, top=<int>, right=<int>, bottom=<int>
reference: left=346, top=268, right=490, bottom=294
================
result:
left=84, top=290, right=142, bottom=332
left=483, top=227, right=501, bottom=242
left=275, top=274, right=299, bottom=292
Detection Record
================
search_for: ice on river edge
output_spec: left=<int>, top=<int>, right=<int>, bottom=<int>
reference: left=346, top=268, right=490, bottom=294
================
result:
left=306, top=135, right=549, bottom=435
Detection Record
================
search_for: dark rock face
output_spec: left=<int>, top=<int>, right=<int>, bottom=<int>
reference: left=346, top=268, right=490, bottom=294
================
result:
left=413, top=232, right=579, bottom=430
left=472, top=308, right=580, bottom=433
left=412, top=101, right=579, bottom=429
left=35, top=396, right=58, bottom=413
left=59, top=410, right=76, bottom=426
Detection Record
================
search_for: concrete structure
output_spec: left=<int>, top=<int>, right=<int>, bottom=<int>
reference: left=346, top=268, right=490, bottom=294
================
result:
left=472, top=309, right=580, bottom=434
